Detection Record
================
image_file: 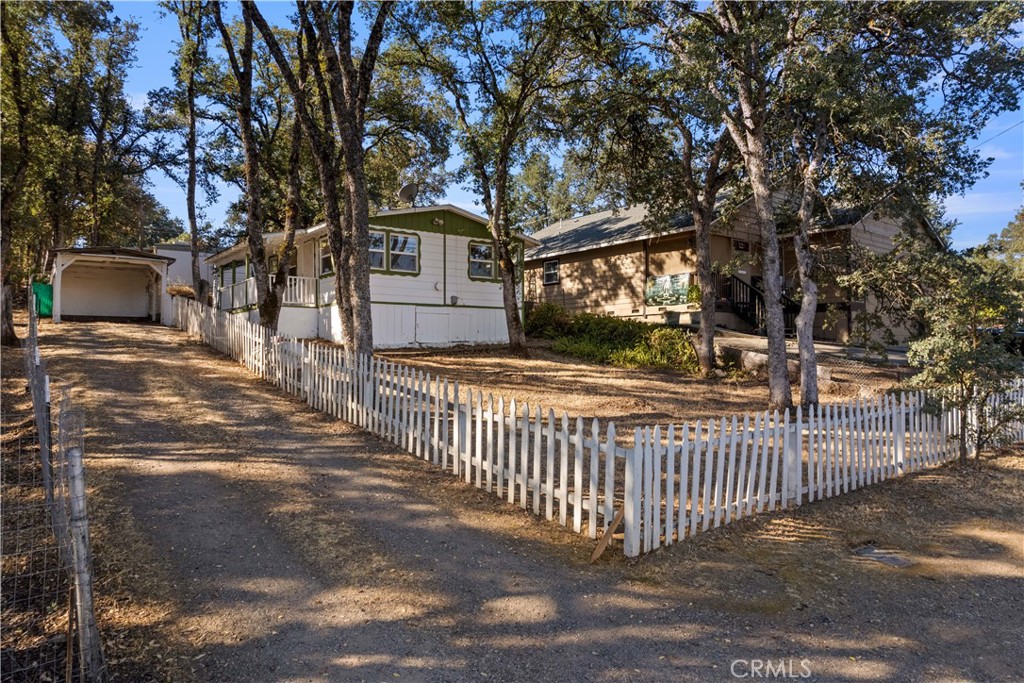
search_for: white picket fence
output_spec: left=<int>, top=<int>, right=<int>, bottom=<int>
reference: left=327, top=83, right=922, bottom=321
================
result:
left=174, top=298, right=1024, bottom=558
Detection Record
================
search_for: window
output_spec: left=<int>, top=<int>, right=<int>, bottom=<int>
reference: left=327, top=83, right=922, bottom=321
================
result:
left=543, top=259, right=559, bottom=285
left=389, top=232, right=419, bottom=273
left=469, top=242, right=495, bottom=280
left=369, top=230, right=386, bottom=270
left=320, top=239, right=333, bottom=275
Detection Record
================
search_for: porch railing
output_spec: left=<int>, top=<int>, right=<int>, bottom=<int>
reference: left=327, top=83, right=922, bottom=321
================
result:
left=217, top=275, right=317, bottom=310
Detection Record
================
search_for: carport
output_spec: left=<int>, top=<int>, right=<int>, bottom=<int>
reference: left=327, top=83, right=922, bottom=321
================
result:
left=51, top=247, right=174, bottom=323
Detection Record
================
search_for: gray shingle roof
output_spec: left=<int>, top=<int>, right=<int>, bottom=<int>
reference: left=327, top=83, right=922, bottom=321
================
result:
left=525, top=204, right=694, bottom=261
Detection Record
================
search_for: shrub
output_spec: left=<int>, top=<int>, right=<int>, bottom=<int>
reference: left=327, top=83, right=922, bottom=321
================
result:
left=566, top=312, right=648, bottom=347
left=525, top=302, right=571, bottom=339
left=537, top=306, right=699, bottom=374
left=610, top=327, right=699, bottom=372
left=552, top=335, right=614, bottom=364
left=166, top=282, right=196, bottom=299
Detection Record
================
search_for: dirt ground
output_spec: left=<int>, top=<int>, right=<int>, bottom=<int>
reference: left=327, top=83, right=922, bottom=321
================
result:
left=13, top=317, right=1023, bottom=682
left=381, top=341, right=902, bottom=434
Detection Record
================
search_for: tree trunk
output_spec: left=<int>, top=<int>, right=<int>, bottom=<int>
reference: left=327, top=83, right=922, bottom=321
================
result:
left=214, top=7, right=274, bottom=326
left=176, top=2, right=203, bottom=295
left=497, top=240, right=528, bottom=357
left=341, top=145, right=375, bottom=358
left=792, top=121, right=826, bottom=406
left=267, top=115, right=303, bottom=331
left=693, top=212, right=716, bottom=377
left=2, top=3, right=29, bottom=345
left=491, top=172, right=528, bottom=357
left=744, top=140, right=793, bottom=410
left=89, top=129, right=104, bottom=246
left=1, top=283, right=17, bottom=347
left=329, top=201, right=355, bottom=351
left=43, top=199, right=63, bottom=276
left=793, top=243, right=818, bottom=405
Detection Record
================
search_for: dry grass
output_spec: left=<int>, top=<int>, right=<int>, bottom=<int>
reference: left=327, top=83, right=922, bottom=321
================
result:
left=622, top=449, right=1024, bottom=616
left=381, top=340, right=899, bottom=434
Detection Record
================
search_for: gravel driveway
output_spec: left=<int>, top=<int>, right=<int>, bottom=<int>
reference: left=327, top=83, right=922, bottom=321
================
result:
left=39, top=320, right=1023, bottom=683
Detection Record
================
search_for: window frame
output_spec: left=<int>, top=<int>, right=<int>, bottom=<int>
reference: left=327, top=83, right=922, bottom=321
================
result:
left=542, top=259, right=560, bottom=286
left=319, top=238, right=334, bottom=276
left=368, top=229, right=387, bottom=272
left=386, top=229, right=420, bottom=275
left=467, top=239, right=498, bottom=281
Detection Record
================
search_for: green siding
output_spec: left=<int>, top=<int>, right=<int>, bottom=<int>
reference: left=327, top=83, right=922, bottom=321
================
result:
left=370, top=208, right=492, bottom=239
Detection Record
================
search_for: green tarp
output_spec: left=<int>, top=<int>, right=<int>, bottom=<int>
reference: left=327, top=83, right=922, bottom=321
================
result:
left=32, top=281, right=53, bottom=317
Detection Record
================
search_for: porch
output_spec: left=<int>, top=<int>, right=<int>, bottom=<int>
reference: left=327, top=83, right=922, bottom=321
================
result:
left=217, top=275, right=319, bottom=311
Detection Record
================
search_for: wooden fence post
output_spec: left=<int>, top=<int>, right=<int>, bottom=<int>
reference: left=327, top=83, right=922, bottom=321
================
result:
left=67, top=447, right=107, bottom=683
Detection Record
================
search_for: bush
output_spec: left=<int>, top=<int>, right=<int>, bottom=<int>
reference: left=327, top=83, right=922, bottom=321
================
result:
left=534, top=304, right=698, bottom=373
left=610, top=327, right=698, bottom=371
left=525, top=302, right=571, bottom=339
left=552, top=335, right=615, bottom=364
left=166, top=282, right=196, bottom=299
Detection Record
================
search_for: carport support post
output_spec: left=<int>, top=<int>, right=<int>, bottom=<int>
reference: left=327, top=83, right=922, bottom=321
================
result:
left=52, top=256, right=63, bottom=323
left=623, top=428, right=642, bottom=557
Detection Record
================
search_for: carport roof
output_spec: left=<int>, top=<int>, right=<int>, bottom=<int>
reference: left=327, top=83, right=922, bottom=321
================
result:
left=55, top=247, right=175, bottom=263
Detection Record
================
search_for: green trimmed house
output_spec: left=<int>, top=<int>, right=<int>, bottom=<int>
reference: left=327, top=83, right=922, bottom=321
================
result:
left=207, top=205, right=538, bottom=347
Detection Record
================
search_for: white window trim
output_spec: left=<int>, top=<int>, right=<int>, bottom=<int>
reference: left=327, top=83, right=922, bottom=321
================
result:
left=388, top=232, right=419, bottom=274
left=469, top=241, right=496, bottom=280
left=543, top=259, right=559, bottom=286
left=319, top=238, right=334, bottom=275
left=369, top=229, right=387, bottom=271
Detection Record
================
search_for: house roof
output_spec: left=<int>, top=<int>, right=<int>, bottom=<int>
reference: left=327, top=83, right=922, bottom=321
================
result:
left=525, top=203, right=711, bottom=261
left=55, top=247, right=176, bottom=263
left=524, top=194, right=930, bottom=261
left=206, top=204, right=539, bottom=266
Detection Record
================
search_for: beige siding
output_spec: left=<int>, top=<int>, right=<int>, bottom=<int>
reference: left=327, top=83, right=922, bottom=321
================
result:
left=529, top=242, right=645, bottom=316
left=525, top=203, right=768, bottom=319
left=850, top=214, right=903, bottom=255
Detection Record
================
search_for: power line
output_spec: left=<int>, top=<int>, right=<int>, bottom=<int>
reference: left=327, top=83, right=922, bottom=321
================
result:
left=972, top=119, right=1023, bottom=149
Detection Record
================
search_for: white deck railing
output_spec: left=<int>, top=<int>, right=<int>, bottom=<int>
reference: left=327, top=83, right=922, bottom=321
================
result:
left=217, top=275, right=317, bottom=310
left=280, top=275, right=317, bottom=306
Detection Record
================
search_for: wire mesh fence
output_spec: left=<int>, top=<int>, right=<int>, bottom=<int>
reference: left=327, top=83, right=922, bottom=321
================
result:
left=2, top=293, right=106, bottom=683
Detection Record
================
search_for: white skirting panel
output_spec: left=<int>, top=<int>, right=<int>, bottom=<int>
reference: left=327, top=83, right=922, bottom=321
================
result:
left=228, top=306, right=319, bottom=339
left=226, top=303, right=508, bottom=347
left=315, top=303, right=509, bottom=348
left=277, top=307, right=319, bottom=338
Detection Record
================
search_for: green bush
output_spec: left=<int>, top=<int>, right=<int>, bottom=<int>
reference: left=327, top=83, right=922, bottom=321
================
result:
left=533, top=304, right=698, bottom=373
left=552, top=335, right=615, bottom=364
left=525, top=302, right=572, bottom=339
left=610, top=327, right=698, bottom=371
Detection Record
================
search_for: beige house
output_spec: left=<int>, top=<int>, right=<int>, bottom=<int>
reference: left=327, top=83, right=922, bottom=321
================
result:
left=524, top=198, right=924, bottom=343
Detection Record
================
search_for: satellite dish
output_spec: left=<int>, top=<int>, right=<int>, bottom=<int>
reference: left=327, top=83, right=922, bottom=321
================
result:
left=398, top=183, right=419, bottom=207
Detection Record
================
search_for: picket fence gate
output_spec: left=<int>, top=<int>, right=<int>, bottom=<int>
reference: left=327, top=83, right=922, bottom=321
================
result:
left=174, top=298, right=1024, bottom=558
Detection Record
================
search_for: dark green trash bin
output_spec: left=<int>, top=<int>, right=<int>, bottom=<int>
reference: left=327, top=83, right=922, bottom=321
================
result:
left=32, top=281, right=53, bottom=318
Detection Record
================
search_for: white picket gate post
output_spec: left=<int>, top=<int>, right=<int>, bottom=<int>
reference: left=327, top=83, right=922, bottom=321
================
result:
left=623, top=428, right=642, bottom=558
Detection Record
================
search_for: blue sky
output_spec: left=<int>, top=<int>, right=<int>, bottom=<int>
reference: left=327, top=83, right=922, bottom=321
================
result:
left=115, top=1, right=1023, bottom=248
